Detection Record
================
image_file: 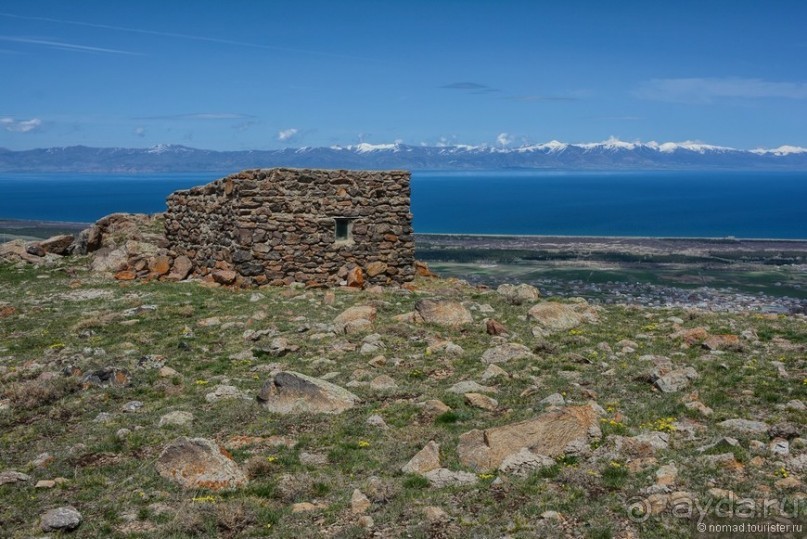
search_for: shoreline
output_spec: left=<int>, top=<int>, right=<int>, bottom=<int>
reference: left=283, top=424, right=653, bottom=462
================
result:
left=416, top=232, right=807, bottom=243
left=1, top=217, right=806, bottom=244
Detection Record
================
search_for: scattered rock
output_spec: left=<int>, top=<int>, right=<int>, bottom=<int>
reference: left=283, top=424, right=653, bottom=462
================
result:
left=448, top=380, right=497, bottom=394
left=158, top=411, right=194, bottom=427
left=498, top=448, right=555, bottom=477
left=370, top=375, right=398, bottom=391
left=528, top=301, right=597, bottom=333
left=257, top=371, right=360, bottom=414
left=402, top=441, right=441, bottom=475
left=299, top=451, right=329, bottom=466
left=770, top=438, right=789, bottom=457
left=718, top=418, right=769, bottom=435
left=366, top=414, right=389, bottom=429
left=702, top=334, right=741, bottom=351
left=496, top=283, right=540, bottom=305
left=334, top=305, right=377, bottom=334
left=81, top=367, right=130, bottom=388
left=670, top=327, right=709, bottom=345
left=655, top=463, right=678, bottom=486
left=539, top=393, right=566, bottom=407
left=458, top=405, right=601, bottom=471
left=205, top=384, right=248, bottom=403
left=653, top=367, right=699, bottom=393
left=768, top=422, right=801, bottom=440
left=414, top=260, right=437, bottom=277
left=486, top=318, right=509, bottom=336
left=0, top=470, right=30, bottom=485
left=465, top=392, right=498, bottom=411
left=41, top=506, right=82, bottom=532
left=684, top=400, right=713, bottom=417
left=292, top=502, right=321, bottom=513
left=424, top=468, right=479, bottom=488
left=481, top=364, right=508, bottom=381
left=122, top=400, right=144, bottom=413
left=351, top=489, right=371, bottom=514
left=481, top=343, right=535, bottom=364
left=423, top=506, right=450, bottom=523
left=155, top=437, right=248, bottom=490
left=418, top=399, right=451, bottom=416
left=414, top=299, right=473, bottom=327
left=614, top=432, right=670, bottom=457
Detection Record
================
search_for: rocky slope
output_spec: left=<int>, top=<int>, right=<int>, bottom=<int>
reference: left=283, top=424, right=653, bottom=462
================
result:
left=0, top=226, right=805, bottom=538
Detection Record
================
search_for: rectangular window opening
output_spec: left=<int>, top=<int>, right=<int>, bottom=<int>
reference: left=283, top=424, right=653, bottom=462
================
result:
left=334, top=218, right=353, bottom=242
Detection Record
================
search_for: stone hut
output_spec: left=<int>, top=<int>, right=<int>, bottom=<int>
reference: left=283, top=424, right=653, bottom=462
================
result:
left=164, top=168, right=415, bottom=286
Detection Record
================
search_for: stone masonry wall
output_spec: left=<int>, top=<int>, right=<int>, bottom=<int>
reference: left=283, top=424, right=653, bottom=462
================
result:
left=164, top=168, right=414, bottom=286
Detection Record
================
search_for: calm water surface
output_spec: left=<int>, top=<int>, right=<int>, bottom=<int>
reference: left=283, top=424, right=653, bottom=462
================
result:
left=0, top=171, right=804, bottom=238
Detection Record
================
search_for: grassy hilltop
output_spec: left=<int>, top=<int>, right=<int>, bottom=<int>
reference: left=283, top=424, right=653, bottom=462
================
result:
left=0, top=255, right=805, bottom=538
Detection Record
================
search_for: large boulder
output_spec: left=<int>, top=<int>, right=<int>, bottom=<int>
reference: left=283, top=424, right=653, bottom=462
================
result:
left=414, top=299, right=473, bottom=327
left=528, top=301, right=597, bottom=333
left=401, top=441, right=441, bottom=475
left=156, top=437, right=247, bottom=491
left=257, top=371, right=360, bottom=414
left=39, top=234, right=74, bottom=255
left=334, top=305, right=377, bottom=334
left=457, top=405, right=601, bottom=471
left=89, top=247, right=129, bottom=273
left=167, top=255, right=193, bottom=281
left=497, top=283, right=540, bottom=305
left=40, top=506, right=82, bottom=532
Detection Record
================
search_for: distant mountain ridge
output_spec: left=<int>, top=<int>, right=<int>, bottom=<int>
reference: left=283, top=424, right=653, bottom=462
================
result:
left=2, top=137, right=806, bottom=172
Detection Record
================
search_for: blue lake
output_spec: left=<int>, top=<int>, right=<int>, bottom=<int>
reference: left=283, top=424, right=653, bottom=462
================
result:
left=0, top=170, right=805, bottom=239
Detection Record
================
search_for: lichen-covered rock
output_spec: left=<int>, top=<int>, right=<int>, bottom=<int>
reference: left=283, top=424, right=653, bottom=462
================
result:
left=40, top=506, right=82, bottom=532
left=423, top=468, right=479, bottom=488
left=414, top=299, right=473, bottom=327
left=528, top=301, right=598, bottom=333
left=498, top=448, right=555, bottom=477
left=334, top=305, right=377, bottom=334
left=257, top=371, right=360, bottom=414
left=401, top=441, right=441, bottom=475
left=718, top=418, right=769, bottom=435
left=481, top=343, right=535, bottom=364
left=653, top=367, right=699, bottom=393
left=457, top=405, right=601, bottom=471
left=156, top=437, right=247, bottom=490
left=0, top=470, right=31, bottom=485
left=497, top=283, right=540, bottom=305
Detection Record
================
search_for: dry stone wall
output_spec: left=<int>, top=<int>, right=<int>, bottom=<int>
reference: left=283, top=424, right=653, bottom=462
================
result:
left=164, top=168, right=414, bottom=286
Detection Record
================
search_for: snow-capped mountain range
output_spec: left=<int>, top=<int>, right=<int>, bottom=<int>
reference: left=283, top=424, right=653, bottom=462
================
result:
left=1, top=137, right=806, bottom=172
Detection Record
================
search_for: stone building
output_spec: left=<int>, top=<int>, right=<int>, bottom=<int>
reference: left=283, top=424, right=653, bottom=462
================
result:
left=164, top=168, right=415, bottom=286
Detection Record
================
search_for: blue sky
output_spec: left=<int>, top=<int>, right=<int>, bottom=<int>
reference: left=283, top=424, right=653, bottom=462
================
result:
left=1, top=0, right=806, bottom=151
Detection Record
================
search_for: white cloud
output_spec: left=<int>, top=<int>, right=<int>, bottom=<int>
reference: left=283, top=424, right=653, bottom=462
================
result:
left=1, top=117, right=42, bottom=133
left=496, top=132, right=513, bottom=146
left=277, top=128, right=298, bottom=142
left=635, top=77, right=807, bottom=103
left=134, top=126, right=145, bottom=137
